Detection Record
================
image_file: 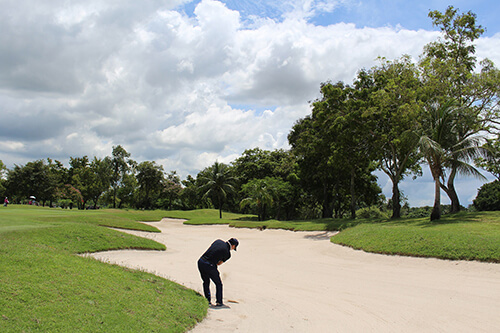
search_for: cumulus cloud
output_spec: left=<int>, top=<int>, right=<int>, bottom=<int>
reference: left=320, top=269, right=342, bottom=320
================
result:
left=0, top=0, right=498, bottom=206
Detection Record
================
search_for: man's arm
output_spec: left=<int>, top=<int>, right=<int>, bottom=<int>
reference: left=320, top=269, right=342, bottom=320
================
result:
left=217, top=260, right=224, bottom=265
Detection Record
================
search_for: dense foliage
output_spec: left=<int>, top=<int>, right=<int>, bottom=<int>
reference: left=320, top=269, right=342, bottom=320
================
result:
left=474, top=180, right=500, bottom=211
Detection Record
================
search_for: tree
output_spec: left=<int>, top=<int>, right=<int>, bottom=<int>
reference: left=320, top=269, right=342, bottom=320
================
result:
left=473, top=180, right=500, bottom=211
left=160, top=171, right=182, bottom=210
left=88, top=157, right=112, bottom=208
left=361, top=56, right=423, bottom=218
left=110, top=145, right=132, bottom=208
left=0, top=160, right=6, bottom=198
left=417, top=101, right=485, bottom=220
left=231, top=148, right=302, bottom=219
left=420, top=6, right=499, bottom=213
left=198, top=161, right=236, bottom=219
left=289, top=81, right=380, bottom=218
left=117, top=173, right=138, bottom=208
left=181, top=175, right=202, bottom=210
left=135, top=161, right=164, bottom=210
left=240, top=178, right=276, bottom=221
left=6, top=160, right=54, bottom=206
left=69, top=156, right=94, bottom=209
left=56, top=184, right=83, bottom=209
left=475, top=135, right=500, bottom=181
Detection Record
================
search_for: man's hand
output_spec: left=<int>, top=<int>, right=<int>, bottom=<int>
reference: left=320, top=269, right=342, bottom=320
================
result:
left=217, top=260, right=223, bottom=266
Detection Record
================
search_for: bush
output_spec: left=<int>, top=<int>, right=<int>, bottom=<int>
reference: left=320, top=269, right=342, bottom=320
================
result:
left=356, top=206, right=389, bottom=219
left=474, top=180, right=500, bottom=211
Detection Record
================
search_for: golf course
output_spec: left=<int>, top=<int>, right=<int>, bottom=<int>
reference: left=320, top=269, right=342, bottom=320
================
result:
left=1, top=206, right=499, bottom=332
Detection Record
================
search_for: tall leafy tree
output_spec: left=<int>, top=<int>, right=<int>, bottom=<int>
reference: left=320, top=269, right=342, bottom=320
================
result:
left=135, top=161, right=164, bottom=210
left=160, top=171, right=182, bottom=210
left=289, top=81, right=380, bottom=218
left=198, top=161, right=236, bottom=219
left=361, top=56, right=423, bottom=218
left=420, top=6, right=499, bottom=213
left=69, top=156, right=94, bottom=209
left=88, top=157, right=113, bottom=208
left=181, top=175, right=202, bottom=210
left=6, top=160, right=54, bottom=206
left=46, top=158, right=68, bottom=206
left=110, top=145, right=132, bottom=208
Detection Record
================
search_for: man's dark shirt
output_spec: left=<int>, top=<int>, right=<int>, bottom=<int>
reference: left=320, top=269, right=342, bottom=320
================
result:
left=200, top=239, right=231, bottom=265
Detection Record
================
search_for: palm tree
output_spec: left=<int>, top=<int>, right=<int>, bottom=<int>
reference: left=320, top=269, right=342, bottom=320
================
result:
left=240, top=178, right=276, bottom=221
left=419, top=101, right=457, bottom=220
left=198, top=161, right=236, bottom=219
left=419, top=101, right=486, bottom=220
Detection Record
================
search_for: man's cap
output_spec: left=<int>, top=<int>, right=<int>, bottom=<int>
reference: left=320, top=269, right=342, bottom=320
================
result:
left=228, top=238, right=239, bottom=251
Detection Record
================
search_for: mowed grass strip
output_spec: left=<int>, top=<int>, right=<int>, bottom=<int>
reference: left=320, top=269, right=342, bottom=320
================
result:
left=0, top=206, right=207, bottom=332
left=331, top=211, right=500, bottom=262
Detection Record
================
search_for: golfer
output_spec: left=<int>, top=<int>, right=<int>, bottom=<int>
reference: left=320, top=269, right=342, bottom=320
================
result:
left=198, top=238, right=239, bottom=307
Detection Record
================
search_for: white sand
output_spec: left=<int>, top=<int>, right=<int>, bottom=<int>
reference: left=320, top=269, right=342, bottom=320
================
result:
left=89, top=218, right=500, bottom=332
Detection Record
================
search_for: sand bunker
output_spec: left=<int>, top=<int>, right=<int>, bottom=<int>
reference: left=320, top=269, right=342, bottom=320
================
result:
left=90, top=218, right=500, bottom=332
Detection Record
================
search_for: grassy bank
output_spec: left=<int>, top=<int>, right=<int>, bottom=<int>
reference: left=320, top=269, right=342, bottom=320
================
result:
left=0, top=206, right=207, bottom=332
left=331, top=211, right=500, bottom=262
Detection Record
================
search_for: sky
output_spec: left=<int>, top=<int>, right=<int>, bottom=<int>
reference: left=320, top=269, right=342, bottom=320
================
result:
left=1, top=0, right=499, bottom=207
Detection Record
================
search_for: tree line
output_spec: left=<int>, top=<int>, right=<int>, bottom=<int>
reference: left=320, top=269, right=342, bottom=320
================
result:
left=0, top=7, right=499, bottom=220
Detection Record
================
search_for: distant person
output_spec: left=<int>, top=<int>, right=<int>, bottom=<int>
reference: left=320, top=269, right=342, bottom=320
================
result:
left=198, top=238, right=239, bottom=307
left=4, top=197, right=8, bottom=207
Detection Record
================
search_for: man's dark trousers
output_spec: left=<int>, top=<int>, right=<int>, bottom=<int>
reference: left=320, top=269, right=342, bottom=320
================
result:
left=197, top=258, right=223, bottom=304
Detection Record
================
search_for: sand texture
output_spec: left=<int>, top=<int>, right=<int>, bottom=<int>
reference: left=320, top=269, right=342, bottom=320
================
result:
left=89, top=219, right=500, bottom=332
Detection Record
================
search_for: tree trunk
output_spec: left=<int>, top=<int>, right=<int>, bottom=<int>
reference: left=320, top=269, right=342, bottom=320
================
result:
left=391, top=180, right=401, bottom=219
left=322, top=187, right=333, bottom=218
left=431, top=176, right=441, bottom=221
left=349, top=169, right=356, bottom=219
left=447, top=167, right=460, bottom=213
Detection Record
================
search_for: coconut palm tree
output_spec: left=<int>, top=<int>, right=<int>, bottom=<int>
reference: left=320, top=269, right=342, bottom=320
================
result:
left=419, top=100, right=486, bottom=220
left=419, top=101, right=457, bottom=220
left=198, top=161, right=236, bottom=219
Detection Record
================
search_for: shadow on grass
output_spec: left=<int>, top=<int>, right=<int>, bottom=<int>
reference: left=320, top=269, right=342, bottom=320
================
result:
left=232, top=216, right=260, bottom=222
left=415, top=212, right=484, bottom=228
left=303, top=231, right=338, bottom=240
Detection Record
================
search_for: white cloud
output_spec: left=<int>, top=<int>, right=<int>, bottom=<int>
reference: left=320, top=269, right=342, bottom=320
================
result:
left=0, top=0, right=498, bottom=207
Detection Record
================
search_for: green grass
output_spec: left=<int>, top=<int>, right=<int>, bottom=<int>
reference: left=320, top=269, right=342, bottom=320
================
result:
left=331, top=211, right=500, bottom=262
left=164, top=209, right=359, bottom=231
left=0, top=205, right=207, bottom=332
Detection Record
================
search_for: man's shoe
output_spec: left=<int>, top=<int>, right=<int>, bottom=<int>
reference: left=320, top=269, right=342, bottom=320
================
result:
left=215, top=303, right=225, bottom=307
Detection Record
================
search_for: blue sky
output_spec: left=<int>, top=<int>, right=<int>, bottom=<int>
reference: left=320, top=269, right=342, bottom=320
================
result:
left=0, top=0, right=498, bottom=207
left=181, top=0, right=500, bottom=36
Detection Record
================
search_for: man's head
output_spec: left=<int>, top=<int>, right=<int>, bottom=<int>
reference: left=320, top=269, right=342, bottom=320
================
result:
left=228, top=238, right=239, bottom=251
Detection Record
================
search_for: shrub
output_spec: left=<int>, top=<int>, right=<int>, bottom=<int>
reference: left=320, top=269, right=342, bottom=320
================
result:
left=474, top=180, right=500, bottom=211
left=356, top=206, right=389, bottom=219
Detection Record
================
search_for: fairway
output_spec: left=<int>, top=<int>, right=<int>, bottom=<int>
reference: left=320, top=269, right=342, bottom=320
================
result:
left=0, top=207, right=207, bottom=332
left=92, top=218, right=500, bottom=332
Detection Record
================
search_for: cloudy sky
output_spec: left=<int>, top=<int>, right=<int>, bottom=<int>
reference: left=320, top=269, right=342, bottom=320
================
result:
left=1, top=0, right=499, bottom=207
